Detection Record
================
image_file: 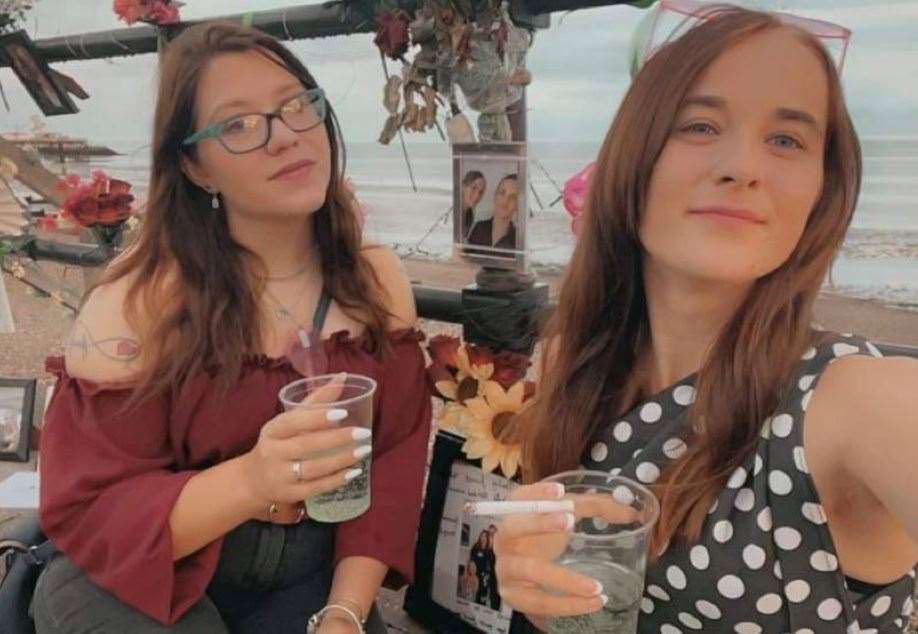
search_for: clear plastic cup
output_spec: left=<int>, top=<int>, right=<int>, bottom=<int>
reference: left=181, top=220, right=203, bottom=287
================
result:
left=278, top=373, right=376, bottom=523
left=541, top=470, right=660, bottom=634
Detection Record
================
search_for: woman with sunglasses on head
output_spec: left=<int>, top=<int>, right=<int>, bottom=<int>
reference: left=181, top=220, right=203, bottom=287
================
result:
left=32, top=22, right=432, bottom=634
left=494, top=6, right=917, bottom=633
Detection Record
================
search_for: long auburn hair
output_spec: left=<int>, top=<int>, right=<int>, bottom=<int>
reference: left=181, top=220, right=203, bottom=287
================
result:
left=521, top=6, right=861, bottom=555
left=95, top=22, right=392, bottom=402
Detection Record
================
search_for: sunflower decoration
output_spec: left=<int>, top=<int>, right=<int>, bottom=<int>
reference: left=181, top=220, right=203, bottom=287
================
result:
left=426, top=335, right=532, bottom=477
left=461, top=379, right=535, bottom=479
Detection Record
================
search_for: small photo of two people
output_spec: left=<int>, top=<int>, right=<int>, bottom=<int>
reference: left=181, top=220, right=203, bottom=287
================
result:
left=453, top=143, right=526, bottom=267
left=457, top=522, right=501, bottom=611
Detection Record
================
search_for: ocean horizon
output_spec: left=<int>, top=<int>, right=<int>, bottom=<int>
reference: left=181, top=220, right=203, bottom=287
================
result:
left=21, top=135, right=918, bottom=311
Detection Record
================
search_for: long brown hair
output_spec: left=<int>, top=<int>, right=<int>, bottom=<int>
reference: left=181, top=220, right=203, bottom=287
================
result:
left=521, top=6, right=861, bottom=554
left=96, top=22, right=392, bottom=401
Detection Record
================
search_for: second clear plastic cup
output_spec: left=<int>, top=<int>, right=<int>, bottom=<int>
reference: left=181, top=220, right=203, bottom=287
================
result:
left=278, top=373, right=377, bottom=523
left=541, top=470, right=660, bottom=634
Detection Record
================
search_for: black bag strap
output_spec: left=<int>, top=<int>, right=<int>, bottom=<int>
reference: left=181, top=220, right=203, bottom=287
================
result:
left=312, top=285, right=332, bottom=333
left=0, top=539, right=56, bottom=567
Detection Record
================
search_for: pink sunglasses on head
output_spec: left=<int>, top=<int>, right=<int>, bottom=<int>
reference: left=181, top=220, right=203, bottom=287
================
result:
left=640, top=0, right=852, bottom=73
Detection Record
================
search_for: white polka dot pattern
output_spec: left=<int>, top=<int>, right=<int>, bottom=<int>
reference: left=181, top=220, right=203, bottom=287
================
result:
left=817, top=597, right=843, bottom=621
left=573, top=334, right=913, bottom=633
left=801, top=502, right=826, bottom=525
left=734, top=488, right=755, bottom=512
left=756, top=593, right=782, bottom=615
left=713, top=520, right=734, bottom=544
left=785, top=579, right=811, bottom=603
left=717, top=575, right=744, bottom=599
left=647, top=584, right=670, bottom=602
left=695, top=599, right=721, bottom=619
left=689, top=545, right=709, bottom=570
left=662, top=437, right=687, bottom=460
left=743, top=544, right=766, bottom=570
left=869, top=595, right=890, bottom=617
left=613, top=421, right=632, bottom=442
left=639, top=402, right=662, bottom=423
left=636, top=461, right=660, bottom=483
left=768, top=470, right=793, bottom=495
left=673, top=385, right=696, bottom=405
left=771, top=413, right=793, bottom=437
left=774, top=526, right=802, bottom=550
left=590, top=441, right=608, bottom=462
left=678, top=612, right=703, bottom=629
left=667, top=565, right=687, bottom=590
left=726, top=467, right=747, bottom=489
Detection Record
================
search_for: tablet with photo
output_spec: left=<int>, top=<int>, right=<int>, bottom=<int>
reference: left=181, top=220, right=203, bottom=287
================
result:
left=405, top=431, right=518, bottom=634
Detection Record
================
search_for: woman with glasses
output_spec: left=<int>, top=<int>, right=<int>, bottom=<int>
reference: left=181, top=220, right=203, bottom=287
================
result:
left=32, top=22, right=431, bottom=634
left=493, top=5, right=917, bottom=633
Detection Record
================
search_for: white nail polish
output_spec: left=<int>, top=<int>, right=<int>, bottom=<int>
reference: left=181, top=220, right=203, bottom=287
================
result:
left=351, top=427, right=371, bottom=440
left=550, top=483, right=565, bottom=499
left=344, top=468, right=362, bottom=482
left=353, top=445, right=372, bottom=459
left=563, top=513, right=575, bottom=531
left=599, top=594, right=609, bottom=606
left=592, top=581, right=604, bottom=596
left=326, top=409, right=348, bottom=423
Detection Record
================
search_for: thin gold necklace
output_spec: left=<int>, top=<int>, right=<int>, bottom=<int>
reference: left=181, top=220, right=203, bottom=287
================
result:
left=263, top=263, right=311, bottom=282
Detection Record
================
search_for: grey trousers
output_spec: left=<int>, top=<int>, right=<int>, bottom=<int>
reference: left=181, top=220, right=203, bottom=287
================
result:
left=30, top=519, right=388, bottom=633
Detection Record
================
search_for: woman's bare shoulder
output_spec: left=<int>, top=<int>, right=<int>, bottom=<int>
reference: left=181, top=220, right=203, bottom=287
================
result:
left=63, top=271, right=147, bottom=383
left=362, top=244, right=417, bottom=329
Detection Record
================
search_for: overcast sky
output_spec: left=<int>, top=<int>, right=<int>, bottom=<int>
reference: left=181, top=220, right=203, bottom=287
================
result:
left=2, top=0, right=917, bottom=145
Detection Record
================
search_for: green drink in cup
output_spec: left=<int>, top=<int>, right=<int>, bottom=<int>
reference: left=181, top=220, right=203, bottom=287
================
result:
left=542, top=470, right=660, bottom=634
left=278, top=373, right=377, bottom=522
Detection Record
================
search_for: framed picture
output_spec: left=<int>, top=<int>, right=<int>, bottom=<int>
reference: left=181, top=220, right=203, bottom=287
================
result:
left=453, top=143, right=528, bottom=272
left=404, top=431, right=518, bottom=634
left=0, top=30, right=79, bottom=116
left=0, top=377, right=36, bottom=462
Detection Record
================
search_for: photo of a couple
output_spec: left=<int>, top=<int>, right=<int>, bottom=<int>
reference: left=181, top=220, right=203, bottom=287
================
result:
left=458, top=523, right=501, bottom=611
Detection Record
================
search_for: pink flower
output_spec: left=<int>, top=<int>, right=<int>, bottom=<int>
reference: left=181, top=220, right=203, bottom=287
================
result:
left=113, top=0, right=145, bottom=24
left=562, top=162, right=596, bottom=219
left=147, top=0, right=180, bottom=24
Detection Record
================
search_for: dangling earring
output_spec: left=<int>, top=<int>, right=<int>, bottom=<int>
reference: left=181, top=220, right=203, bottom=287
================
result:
left=211, top=191, right=220, bottom=210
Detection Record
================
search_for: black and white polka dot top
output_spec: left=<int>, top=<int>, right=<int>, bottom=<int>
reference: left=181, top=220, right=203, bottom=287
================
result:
left=580, top=332, right=917, bottom=633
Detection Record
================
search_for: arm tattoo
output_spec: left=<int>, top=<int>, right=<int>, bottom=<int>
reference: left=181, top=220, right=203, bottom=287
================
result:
left=65, top=320, right=141, bottom=363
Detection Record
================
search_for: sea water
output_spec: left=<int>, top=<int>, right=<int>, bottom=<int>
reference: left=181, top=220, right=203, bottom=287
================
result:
left=548, top=559, right=644, bottom=634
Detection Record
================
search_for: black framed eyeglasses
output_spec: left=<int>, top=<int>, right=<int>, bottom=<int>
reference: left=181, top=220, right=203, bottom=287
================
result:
left=182, top=88, right=327, bottom=155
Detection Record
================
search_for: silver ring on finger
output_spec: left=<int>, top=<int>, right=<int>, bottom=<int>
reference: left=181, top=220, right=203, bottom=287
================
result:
left=291, top=460, right=303, bottom=482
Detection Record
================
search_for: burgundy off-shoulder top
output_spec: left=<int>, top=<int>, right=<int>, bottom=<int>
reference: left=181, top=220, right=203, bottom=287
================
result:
left=39, top=328, right=432, bottom=625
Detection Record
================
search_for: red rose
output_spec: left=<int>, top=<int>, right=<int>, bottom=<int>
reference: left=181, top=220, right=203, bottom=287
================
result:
left=374, top=10, right=411, bottom=61
left=466, top=344, right=495, bottom=369
left=428, top=335, right=460, bottom=369
left=491, top=350, right=531, bottom=390
left=68, top=197, right=100, bottom=226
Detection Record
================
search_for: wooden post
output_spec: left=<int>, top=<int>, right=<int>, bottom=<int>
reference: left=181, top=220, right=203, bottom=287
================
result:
left=0, top=136, right=65, bottom=207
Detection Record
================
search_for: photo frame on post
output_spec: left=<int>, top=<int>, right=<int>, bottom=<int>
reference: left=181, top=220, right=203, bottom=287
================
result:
left=0, top=377, right=36, bottom=463
left=0, top=30, right=79, bottom=116
left=404, top=431, right=518, bottom=634
left=453, top=143, right=528, bottom=272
